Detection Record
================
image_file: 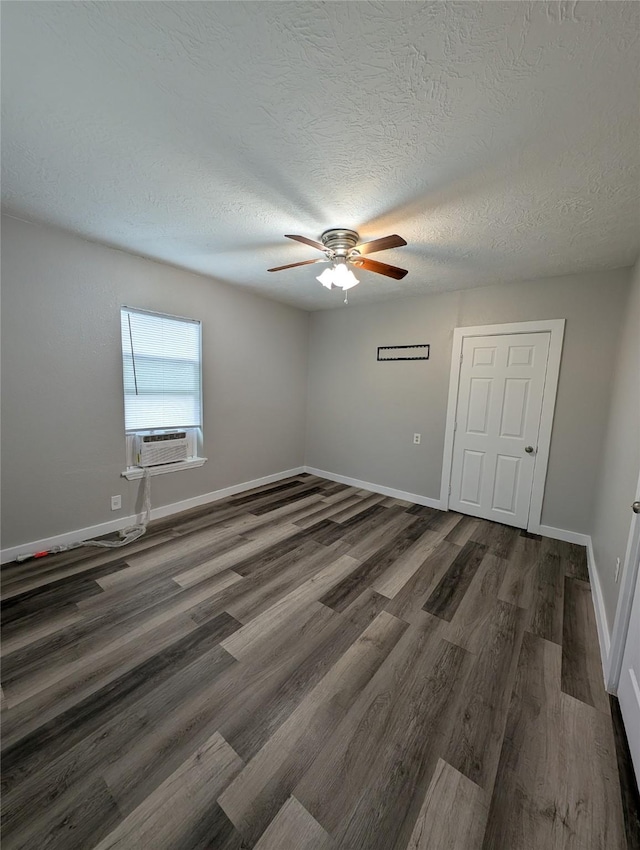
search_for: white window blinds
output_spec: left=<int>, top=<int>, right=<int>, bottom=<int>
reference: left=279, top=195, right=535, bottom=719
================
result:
left=120, top=307, right=202, bottom=432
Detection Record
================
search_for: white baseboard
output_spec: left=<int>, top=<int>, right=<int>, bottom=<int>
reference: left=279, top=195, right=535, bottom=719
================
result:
left=0, top=467, right=305, bottom=564
left=585, top=536, right=612, bottom=687
left=537, top=524, right=590, bottom=546
left=303, top=467, right=443, bottom=510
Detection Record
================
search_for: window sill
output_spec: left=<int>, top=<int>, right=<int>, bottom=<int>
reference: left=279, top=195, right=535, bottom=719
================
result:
left=121, top=457, right=207, bottom=480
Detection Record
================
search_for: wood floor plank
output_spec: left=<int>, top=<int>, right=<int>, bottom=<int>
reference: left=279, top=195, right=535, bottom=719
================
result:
left=93, top=731, right=244, bottom=850
left=1, top=572, right=107, bottom=624
left=470, top=520, right=519, bottom=559
left=331, top=493, right=385, bottom=522
left=371, top=528, right=441, bottom=598
left=250, top=485, right=325, bottom=516
left=422, top=540, right=487, bottom=621
left=384, top=539, right=461, bottom=623
left=253, top=795, right=335, bottom=850
left=2, top=562, right=241, bottom=709
left=1, top=572, right=234, bottom=686
left=524, top=549, right=564, bottom=644
left=220, top=590, right=389, bottom=763
left=443, top=600, right=525, bottom=791
left=0, top=558, right=129, bottom=602
left=0, top=476, right=629, bottom=850
left=406, top=758, right=488, bottom=850
left=319, top=515, right=437, bottom=612
left=217, top=610, right=408, bottom=845
left=561, top=576, right=610, bottom=713
left=345, top=508, right=416, bottom=563
left=173, top=523, right=302, bottom=587
left=2, top=776, right=121, bottom=850
left=98, top=606, right=339, bottom=813
left=482, top=631, right=563, bottom=850
left=610, top=694, right=640, bottom=849
left=1, top=604, right=83, bottom=656
left=221, top=554, right=360, bottom=660
left=1, top=644, right=237, bottom=824
left=0, top=618, right=239, bottom=801
left=497, top=534, right=540, bottom=610
left=445, top=552, right=508, bottom=652
left=444, top=514, right=479, bottom=546
left=308, top=504, right=389, bottom=547
left=543, top=537, right=590, bottom=582
left=557, top=691, right=626, bottom=849
left=224, top=540, right=336, bottom=623
left=2, top=610, right=198, bottom=736
left=0, top=531, right=178, bottom=596
left=292, top=491, right=363, bottom=528
left=294, top=615, right=472, bottom=850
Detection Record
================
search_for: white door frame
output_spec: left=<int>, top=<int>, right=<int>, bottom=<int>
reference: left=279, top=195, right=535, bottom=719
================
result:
left=440, top=319, right=565, bottom=533
left=606, top=468, right=640, bottom=693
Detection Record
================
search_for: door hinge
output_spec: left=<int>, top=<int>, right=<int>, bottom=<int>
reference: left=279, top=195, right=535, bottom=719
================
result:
left=453, top=420, right=457, bottom=432
left=460, top=353, right=463, bottom=364
left=448, top=485, right=452, bottom=495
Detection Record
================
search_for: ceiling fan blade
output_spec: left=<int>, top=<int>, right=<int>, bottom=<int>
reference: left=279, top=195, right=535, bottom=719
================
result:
left=285, top=234, right=327, bottom=252
left=354, top=234, right=407, bottom=256
left=268, top=258, right=328, bottom=273
left=351, top=257, right=408, bottom=280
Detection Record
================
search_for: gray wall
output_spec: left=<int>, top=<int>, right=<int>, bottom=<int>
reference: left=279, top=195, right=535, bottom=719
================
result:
left=1, top=215, right=309, bottom=549
left=306, top=269, right=632, bottom=534
left=591, top=259, right=640, bottom=631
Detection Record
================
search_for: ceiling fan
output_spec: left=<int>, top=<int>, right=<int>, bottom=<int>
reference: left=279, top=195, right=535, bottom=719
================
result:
left=268, top=229, right=408, bottom=295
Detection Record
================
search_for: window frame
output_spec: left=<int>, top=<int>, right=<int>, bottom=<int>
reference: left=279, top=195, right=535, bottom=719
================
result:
left=120, top=306, right=206, bottom=476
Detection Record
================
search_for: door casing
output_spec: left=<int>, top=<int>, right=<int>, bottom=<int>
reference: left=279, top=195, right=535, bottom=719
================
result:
left=440, top=319, right=565, bottom=534
left=606, top=468, right=640, bottom=693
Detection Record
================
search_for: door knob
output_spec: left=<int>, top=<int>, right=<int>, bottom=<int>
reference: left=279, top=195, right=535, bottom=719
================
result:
left=633, top=501, right=640, bottom=514
left=524, top=446, right=535, bottom=454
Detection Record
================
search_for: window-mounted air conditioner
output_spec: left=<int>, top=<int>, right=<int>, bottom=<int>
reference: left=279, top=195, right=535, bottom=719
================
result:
left=134, top=432, right=189, bottom=467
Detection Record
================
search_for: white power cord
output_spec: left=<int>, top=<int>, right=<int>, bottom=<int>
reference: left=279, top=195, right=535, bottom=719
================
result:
left=15, top=468, right=152, bottom=562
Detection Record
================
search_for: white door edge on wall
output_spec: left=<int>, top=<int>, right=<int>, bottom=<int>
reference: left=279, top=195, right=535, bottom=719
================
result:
left=606, top=468, right=640, bottom=694
left=440, top=319, right=566, bottom=533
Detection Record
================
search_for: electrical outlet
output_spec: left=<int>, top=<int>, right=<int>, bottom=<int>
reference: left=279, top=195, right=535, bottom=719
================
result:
left=615, top=557, right=621, bottom=582
left=413, top=433, right=421, bottom=445
left=111, top=495, right=122, bottom=511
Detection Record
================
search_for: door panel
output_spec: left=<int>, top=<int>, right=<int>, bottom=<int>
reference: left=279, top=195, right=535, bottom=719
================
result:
left=500, top=379, right=529, bottom=438
left=467, top=379, right=492, bottom=434
left=492, top=455, right=520, bottom=514
left=507, top=344, right=535, bottom=366
left=472, top=345, right=497, bottom=367
left=449, top=332, right=551, bottom=528
left=460, top=450, right=484, bottom=505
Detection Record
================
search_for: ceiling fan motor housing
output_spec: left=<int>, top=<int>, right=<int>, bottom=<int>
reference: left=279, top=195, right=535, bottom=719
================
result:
left=320, top=228, right=360, bottom=260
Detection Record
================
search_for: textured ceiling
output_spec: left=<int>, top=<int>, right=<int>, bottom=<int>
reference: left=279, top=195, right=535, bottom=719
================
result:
left=2, top=1, right=639, bottom=310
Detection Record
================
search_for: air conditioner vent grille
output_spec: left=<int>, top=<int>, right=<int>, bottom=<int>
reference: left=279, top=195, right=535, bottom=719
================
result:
left=134, top=433, right=189, bottom=467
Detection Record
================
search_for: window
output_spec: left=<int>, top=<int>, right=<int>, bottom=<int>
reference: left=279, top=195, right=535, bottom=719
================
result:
left=120, top=307, right=202, bottom=432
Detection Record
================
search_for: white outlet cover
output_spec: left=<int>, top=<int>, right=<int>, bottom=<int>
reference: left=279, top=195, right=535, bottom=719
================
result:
left=111, top=495, right=122, bottom=511
left=413, top=433, right=421, bottom=444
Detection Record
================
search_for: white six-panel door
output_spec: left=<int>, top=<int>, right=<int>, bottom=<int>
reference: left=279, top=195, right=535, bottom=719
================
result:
left=449, top=332, right=551, bottom=528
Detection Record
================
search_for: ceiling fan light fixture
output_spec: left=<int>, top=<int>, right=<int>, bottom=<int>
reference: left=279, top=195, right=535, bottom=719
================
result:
left=333, top=261, right=360, bottom=290
left=316, top=267, right=334, bottom=289
left=316, top=261, right=360, bottom=291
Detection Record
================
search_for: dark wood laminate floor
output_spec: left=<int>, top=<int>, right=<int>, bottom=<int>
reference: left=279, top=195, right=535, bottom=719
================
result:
left=0, top=474, right=633, bottom=849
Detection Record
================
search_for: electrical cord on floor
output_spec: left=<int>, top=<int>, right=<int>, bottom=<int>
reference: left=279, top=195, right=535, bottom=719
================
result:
left=15, top=468, right=152, bottom=562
